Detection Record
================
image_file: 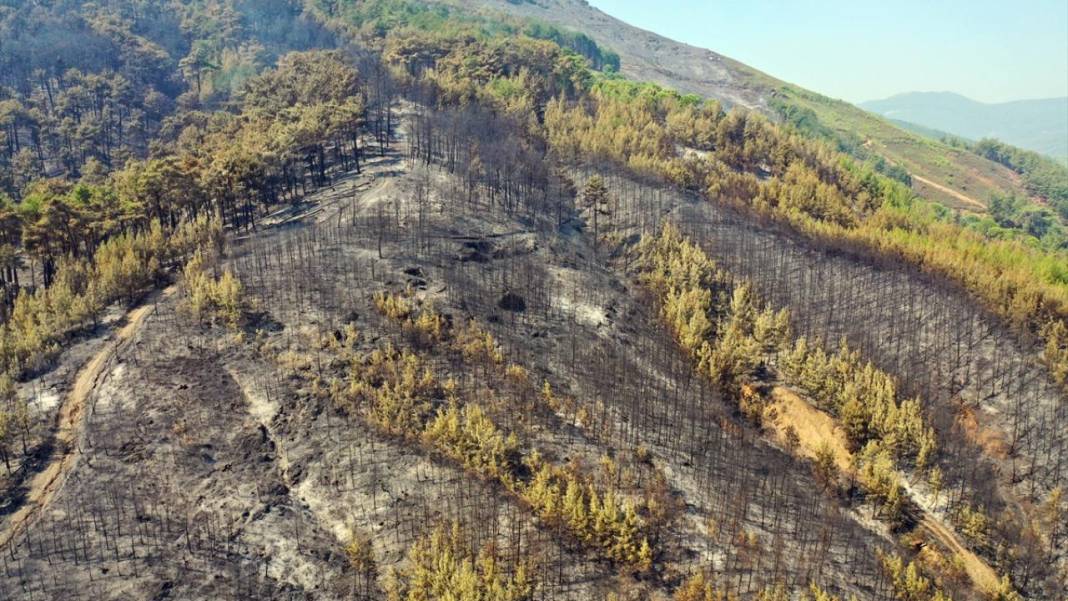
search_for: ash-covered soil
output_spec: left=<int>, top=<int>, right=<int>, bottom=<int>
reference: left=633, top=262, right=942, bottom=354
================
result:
left=1, top=107, right=1059, bottom=599
left=0, top=304, right=126, bottom=517
left=222, top=153, right=899, bottom=599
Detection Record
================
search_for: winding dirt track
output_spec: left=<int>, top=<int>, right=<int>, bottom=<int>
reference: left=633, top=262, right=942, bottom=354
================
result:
left=0, top=286, right=176, bottom=550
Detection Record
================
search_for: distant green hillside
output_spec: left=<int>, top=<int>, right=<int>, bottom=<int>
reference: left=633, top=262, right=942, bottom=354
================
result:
left=875, top=120, right=1068, bottom=223
left=759, top=82, right=1030, bottom=214
left=861, top=92, right=1068, bottom=161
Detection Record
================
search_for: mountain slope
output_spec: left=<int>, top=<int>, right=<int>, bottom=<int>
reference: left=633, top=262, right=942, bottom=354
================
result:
left=446, top=0, right=772, bottom=110
left=447, top=0, right=777, bottom=110
left=862, top=91, right=1068, bottom=160
left=1, top=2, right=1064, bottom=599
left=452, top=0, right=1038, bottom=212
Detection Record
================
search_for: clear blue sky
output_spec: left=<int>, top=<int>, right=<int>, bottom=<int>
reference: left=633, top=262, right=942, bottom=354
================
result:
left=587, top=0, right=1068, bottom=104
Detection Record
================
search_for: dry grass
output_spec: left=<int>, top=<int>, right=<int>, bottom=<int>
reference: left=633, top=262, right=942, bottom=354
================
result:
left=764, top=386, right=853, bottom=472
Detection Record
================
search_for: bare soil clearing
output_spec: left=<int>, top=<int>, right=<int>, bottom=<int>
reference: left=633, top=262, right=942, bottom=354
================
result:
left=765, top=386, right=853, bottom=472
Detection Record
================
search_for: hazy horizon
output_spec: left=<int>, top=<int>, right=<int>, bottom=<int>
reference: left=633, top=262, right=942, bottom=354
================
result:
left=588, top=0, right=1068, bottom=105
left=865, top=90, right=1068, bottom=105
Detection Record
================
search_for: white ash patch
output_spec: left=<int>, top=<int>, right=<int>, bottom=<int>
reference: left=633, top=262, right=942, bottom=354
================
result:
left=34, top=390, right=61, bottom=412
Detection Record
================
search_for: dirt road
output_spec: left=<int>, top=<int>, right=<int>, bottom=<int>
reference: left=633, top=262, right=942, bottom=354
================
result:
left=0, top=286, right=176, bottom=550
left=912, top=174, right=986, bottom=211
left=767, top=386, right=999, bottom=595
left=917, top=513, right=999, bottom=594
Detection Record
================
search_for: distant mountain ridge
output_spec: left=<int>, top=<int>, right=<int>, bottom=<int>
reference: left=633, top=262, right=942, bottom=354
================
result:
left=861, top=92, right=1068, bottom=160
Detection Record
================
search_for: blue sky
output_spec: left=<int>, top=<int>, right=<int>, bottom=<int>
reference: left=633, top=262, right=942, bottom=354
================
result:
left=587, top=0, right=1068, bottom=104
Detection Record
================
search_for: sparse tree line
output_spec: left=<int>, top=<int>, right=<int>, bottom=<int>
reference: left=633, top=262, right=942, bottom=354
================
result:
left=369, top=523, right=868, bottom=601
left=282, top=295, right=660, bottom=575
left=0, top=373, right=28, bottom=475
left=657, top=572, right=853, bottom=601
left=539, top=83, right=1068, bottom=391
left=634, top=224, right=936, bottom=521
left=877, top=552, right=956, bottom=601
left=778, top=338, right=937, bottom=468
left=630, top=223, right=1049, bottom=599
left=226, top=151, right=964, bottom=598
left=383, top=521, right=536, bottom=601
left=0, top=215, right=223, bottom=378
left=178, top=244, right=244, bottom=329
